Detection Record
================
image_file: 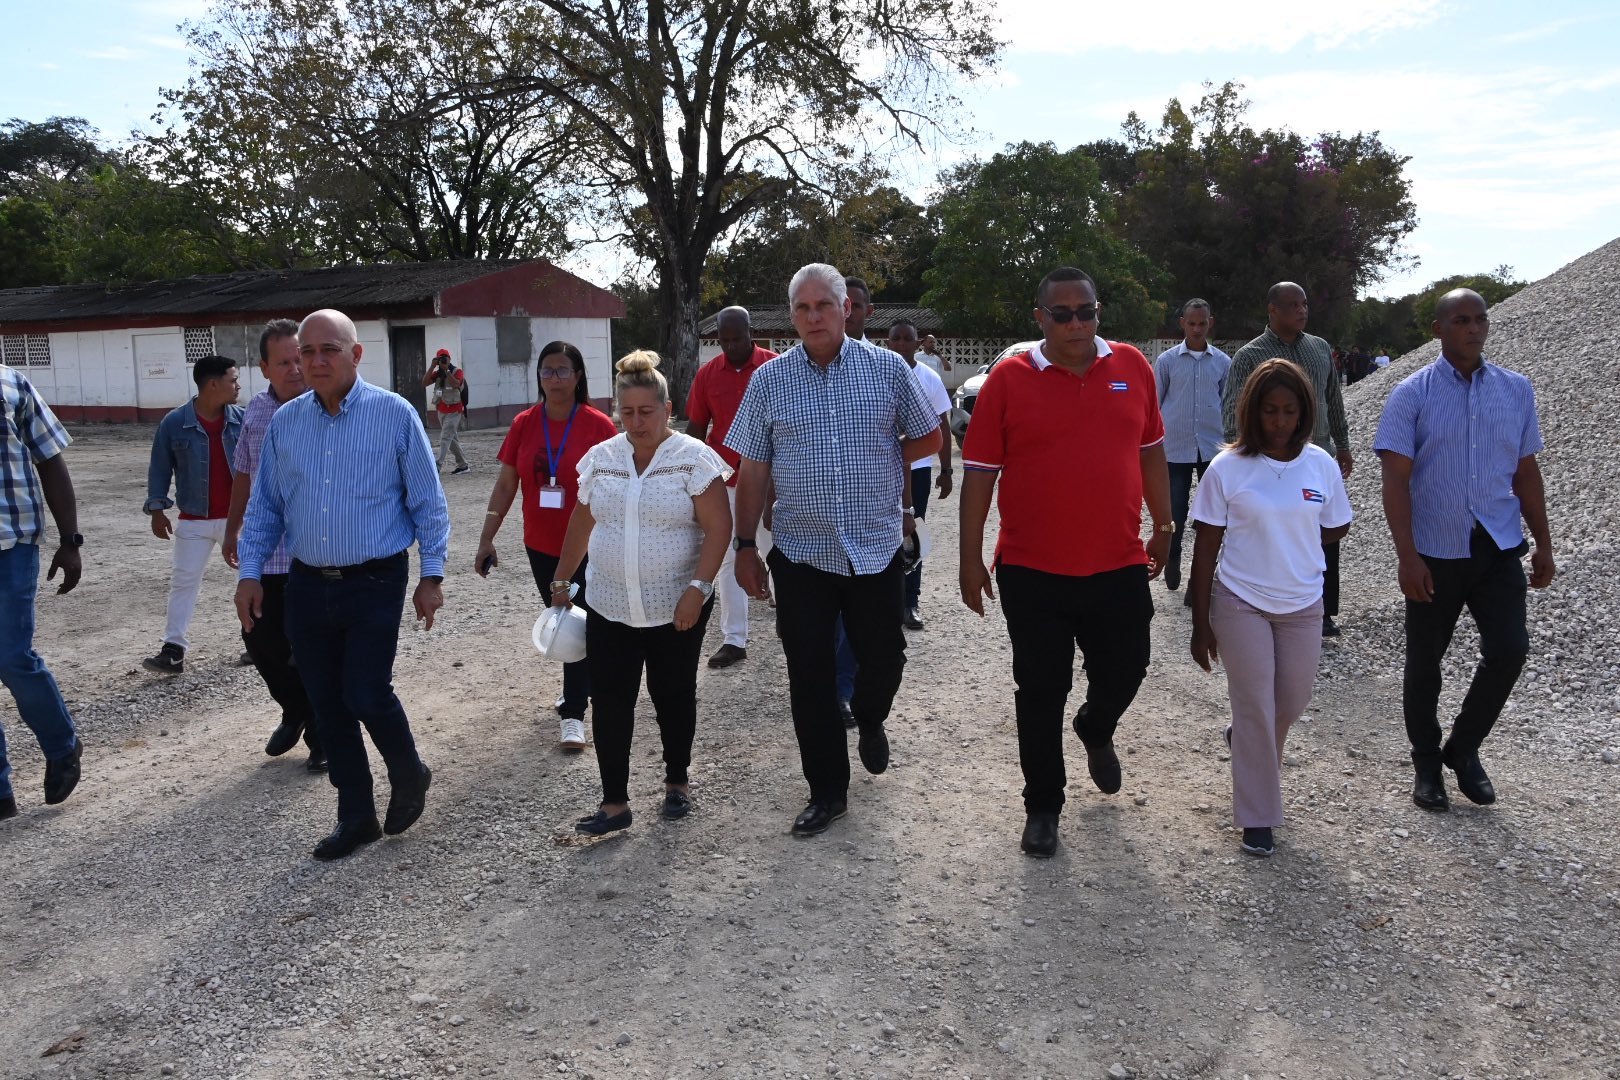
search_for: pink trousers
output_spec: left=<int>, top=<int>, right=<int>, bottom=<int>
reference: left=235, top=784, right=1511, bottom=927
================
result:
left=1210, top=579, right=1324, bottom=828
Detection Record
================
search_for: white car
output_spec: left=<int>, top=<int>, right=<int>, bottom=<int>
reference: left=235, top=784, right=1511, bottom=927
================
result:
left=950, top=340, right=1039, bottom=445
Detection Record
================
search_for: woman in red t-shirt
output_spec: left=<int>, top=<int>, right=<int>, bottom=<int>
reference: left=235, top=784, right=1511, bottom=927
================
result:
left=476, top=341, right=618, bottom=749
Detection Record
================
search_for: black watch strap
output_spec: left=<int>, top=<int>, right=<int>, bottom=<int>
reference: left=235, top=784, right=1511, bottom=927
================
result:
left=65, top=533, right=84, bottom=548
left=733, top=536, right=757, bottom=552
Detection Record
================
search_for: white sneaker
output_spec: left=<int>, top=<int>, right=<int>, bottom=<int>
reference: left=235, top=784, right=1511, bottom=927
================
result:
left=559, top=717, right=588, bottom=749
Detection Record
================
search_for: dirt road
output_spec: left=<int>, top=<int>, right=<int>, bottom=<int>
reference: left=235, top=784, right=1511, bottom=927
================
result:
left=2, top=422, right=1616, bottom=1080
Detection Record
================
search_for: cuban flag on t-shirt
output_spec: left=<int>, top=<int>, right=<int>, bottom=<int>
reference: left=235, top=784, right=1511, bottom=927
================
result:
left=1301, top=488, right=1325, bottom=503
left=1108, top=381, right=1128, bottom=392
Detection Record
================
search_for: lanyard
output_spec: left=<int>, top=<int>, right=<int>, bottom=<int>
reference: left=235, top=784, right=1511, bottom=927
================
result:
left=542, top=404, right=579, bottom=485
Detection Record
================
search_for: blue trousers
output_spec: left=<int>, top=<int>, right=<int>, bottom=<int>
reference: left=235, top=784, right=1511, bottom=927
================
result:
left=284, top=553, right=425, bottom=823
left=0, top=543, right=78, bottom=800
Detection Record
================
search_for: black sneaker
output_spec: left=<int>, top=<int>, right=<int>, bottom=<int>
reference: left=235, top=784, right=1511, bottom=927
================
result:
left=1321, top=615, right=1341, bottom=637
left=452, top=464, right=471, bottom=475
left=0, top=795, right=17, bottom=820
left=1240, top=827, right=1274, bottom=857
left=142, top=643, right=185, bottom=674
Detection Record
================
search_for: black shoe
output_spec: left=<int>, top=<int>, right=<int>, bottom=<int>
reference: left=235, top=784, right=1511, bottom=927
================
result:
left=383, top=765, right=431, bottom=835
left=313, top=817, right=382, bottom=860
left=903, top=607, right=924, bottom=630
left=1165, top=570, right=1180, bottom=592
left=575, top=807, right=632, bottom=835
left=661, top=789, right=691, bottom=820
left=857, top=724, right=890, bottom=775
left=838, top=700, right=856, bottom=729
left=1021, top=812, right=1059, bottom=858
left=1412, top=754, right=1449, bottom=811
left=452, top=464, right=471, bottom=474
left=236, top=650, right=255, bottom=667
left=1183, top=590, right=1193, bottom=608
left=1083, top=740, right=1122, bottom=795
left=142, top=643, right=184, bottom=674
left=305, top=750, right=329, bottom=774
left=707, top=644, right=748, bottom=669
left=791, top=799, right=847, bottom=837
left=0, top=796, right=16, bottom=820
left=1240, top=827, right=1275, bottom=857
left=1443, top=745, right=1497, bottom=805
left=265, top=721, right=303, bottom=757
left=1322, top=615, right=1341, bottom=637
left=1223, top=724, right=1233, bottom=749
left=43, top=740, right=82, bottom=805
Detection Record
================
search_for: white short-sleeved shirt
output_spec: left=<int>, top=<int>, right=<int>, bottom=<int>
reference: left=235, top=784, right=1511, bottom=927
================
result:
left=1190, top=444, right=1353, bottom=614
left=908, top=361, right=952, bottom=471
left=577, top=432, right=731, bottom=627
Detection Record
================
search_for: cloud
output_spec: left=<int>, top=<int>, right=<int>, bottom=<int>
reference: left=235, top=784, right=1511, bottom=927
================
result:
left=997, top=0, right=1444, bottom=54
left=83, top=45, right=143, bottom=61
left=35, top=62, right=60, bottom=71
left=140, top=34, right=188, bottom=51
left=1490, top=14, right=1610, bottom=48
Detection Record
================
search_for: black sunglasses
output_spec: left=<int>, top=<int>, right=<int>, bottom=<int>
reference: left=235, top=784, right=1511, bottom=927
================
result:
left=1040, top=304, right=1099, bottom=324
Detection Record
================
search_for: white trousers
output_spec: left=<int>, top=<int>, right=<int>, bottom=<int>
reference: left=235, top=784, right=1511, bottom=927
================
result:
left=436, top=411, right=467, bottom=468
left=163, top=517, right=228, bottom=652
left=717, top=485, right=772, bottom=648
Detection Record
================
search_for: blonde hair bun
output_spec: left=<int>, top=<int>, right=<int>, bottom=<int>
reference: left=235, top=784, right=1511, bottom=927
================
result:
left=615, top=350, right=662, bottom=375
left=613, top=349, right=669, bottom=402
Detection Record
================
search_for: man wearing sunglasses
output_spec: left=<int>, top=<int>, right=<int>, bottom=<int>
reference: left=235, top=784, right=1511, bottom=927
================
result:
left=1222, top=282, right=1354, bottom=637
left=959, top=266, right=1172, bottom=859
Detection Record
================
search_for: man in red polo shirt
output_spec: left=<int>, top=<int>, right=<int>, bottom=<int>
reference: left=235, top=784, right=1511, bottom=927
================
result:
left=959, top=266, right=1173, bottom=859
left=687, top=306, right=775, bottom=668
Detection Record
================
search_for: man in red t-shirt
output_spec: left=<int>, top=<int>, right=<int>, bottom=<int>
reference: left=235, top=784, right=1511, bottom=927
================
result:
left=959, top=267, right=1173, bottom=859
left=142, top=355, right=244, bottom=674
left=423, top=348, right=471, bottom=474
left=686, top=306, right=775, bottom=669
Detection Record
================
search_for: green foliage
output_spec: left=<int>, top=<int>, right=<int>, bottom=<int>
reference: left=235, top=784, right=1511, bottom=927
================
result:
left=1341, top=267, right=1527, bottom=355
left=922, top=142, right=1166, bottom=339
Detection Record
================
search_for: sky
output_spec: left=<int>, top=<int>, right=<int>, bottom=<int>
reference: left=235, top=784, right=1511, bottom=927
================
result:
left=4, top=0, right=1618, bottom=299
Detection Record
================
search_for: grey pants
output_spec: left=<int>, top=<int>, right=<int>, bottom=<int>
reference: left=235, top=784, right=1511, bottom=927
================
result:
left=435, top=411, right=467, bottom=468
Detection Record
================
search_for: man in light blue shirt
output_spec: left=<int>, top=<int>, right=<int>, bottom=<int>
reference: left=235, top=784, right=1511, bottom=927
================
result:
left=1374, top=288, right=1554, bottom=813
left=1153, top=299, right=1230, bottom=595
left=235, top=308, right=450, bottom=861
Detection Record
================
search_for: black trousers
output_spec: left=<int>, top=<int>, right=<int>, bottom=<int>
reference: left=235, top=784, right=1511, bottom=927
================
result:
left=585, top=601, right=712, bottom=806
left=1403, top=527, right=1529, bottom=759
left=904, top=468, right=932, bottom=609
left=284, top=553, right=425, bottom=823
left=242, top=573, right=319, bottom=753
left=1166, top=459, right=1209, bottom=585
left=996, top=562, right=1153, bottom=813
left=526, top=548, right=591, bottom=719
left=1322, top=538, right=1341, bottom=618
left=769, top=548, right=906, bottom=803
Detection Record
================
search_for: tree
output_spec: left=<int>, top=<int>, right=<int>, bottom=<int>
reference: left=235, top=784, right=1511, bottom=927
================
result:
left=922, top=141, right=1166, bottom=340
left=149, top=0, right=590, bottom=269
left=1117, top=82, right=1418, bottom=341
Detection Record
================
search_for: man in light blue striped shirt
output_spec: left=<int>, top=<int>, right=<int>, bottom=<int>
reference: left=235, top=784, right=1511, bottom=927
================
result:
left=235, top=308, right=450, bottom=860
left=1374, top=288, right=1555, bottom=814
left=1153, top=299, right=1231, bottom=594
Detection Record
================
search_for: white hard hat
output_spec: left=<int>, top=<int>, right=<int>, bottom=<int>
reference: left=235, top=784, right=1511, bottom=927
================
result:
left=532, top=604, right=588, bottom=663
left=900, top=519, right=931, bottom=573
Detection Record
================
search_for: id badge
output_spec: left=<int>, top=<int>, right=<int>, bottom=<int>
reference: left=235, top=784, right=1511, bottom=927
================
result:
left=539, top=481, right=565, bottom=510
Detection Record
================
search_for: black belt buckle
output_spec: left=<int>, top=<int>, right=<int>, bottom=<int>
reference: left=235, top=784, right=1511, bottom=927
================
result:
left=319, top=566, right=343, bottom=581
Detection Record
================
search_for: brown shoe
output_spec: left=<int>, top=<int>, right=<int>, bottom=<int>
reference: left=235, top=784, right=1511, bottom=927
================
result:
left=707, top=644, right=748, bottom=669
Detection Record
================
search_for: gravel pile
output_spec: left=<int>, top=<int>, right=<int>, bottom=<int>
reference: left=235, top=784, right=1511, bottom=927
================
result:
left=1327, top=235, right=1620, bottom=764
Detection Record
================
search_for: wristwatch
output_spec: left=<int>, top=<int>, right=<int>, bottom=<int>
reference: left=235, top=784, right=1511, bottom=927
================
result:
left=1156, top=522, right=1177, bottom=534
left=733, top=536, right=757, bottom=552
left=63, top=533, right=84, bottom=547
left=689, top=579, right=715, bottom=600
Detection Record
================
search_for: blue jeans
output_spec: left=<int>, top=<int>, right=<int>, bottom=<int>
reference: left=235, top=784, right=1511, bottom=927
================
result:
left=284, top=553, right=425, bottom=823
left=904, top=467, right=931, bottom=609
left=0, top=543, right=78, bottom=799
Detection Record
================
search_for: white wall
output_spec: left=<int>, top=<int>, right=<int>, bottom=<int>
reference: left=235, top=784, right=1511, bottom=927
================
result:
left=530, top=317, right=612, bottom=404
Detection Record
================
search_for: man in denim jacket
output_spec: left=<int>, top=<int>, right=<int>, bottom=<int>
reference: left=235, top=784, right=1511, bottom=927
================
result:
left=142, top=355, right=243, bottom=674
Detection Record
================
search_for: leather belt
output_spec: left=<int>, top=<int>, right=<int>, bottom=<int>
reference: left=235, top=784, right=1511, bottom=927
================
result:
left=291, top=552, right=406, bottom=581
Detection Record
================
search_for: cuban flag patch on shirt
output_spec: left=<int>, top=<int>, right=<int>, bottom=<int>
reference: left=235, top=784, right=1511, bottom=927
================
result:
left=1108, top=381, right=1129, bottom=392
left=1301, top=488, right=1325, bottom=503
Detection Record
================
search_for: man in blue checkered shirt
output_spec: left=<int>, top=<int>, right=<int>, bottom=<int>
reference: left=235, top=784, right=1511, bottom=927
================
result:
left=726, top=263, right=942, bottom=838
left=0, top=363, right=85, bottom=819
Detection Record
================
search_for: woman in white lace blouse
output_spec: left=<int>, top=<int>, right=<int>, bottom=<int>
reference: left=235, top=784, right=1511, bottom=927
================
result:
left=552, top=351, right=733, bottom=835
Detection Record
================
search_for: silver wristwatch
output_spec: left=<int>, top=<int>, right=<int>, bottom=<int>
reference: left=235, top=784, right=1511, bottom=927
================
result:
left=689, top=579, right=715, bottom=600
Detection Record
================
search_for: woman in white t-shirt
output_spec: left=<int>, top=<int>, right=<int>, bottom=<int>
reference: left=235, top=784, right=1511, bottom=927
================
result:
left=1188, top=357, right=1352, bottom=858
left=552, top=351, right=733, bottom=835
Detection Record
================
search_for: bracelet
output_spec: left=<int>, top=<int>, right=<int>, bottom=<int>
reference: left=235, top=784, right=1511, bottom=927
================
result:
left=549, top=580, right=572, bottom=590
left=485, top=510, right=501, bottom=517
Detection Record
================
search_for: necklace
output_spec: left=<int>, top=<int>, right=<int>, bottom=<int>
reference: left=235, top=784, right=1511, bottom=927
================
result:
left=1262, top=453, right=1296, bottom=480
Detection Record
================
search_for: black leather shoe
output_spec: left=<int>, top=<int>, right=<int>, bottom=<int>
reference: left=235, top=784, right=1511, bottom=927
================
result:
left=305, top=750, right=329, bottom=774
left=1412, top=754, right=1449, bottom=811
left=661, top=789, right=691, bottom=820
left=575, top=808, right=633, bottom=835
left=1322, top=615, right=1341, bottom=637
left=1443, top=745, right=1496, bottom=805
left=313, top=817, right=381, bottom=860
left=265, top=721, right=303, bottom=757
left=0, top=796, right=17, bottom=820
left=43, top=740, right=82, bottom=805
left=383, top=765, right=431, bottom=835
left=1021, top=812, right=1059, bottom=858
left=903, top=607, right=924, bottom=630
left=838, top=700, right=856, bottom=729
left=1240, top=827, right=1275, bottom=857
left=791, top=799, right=847, bottom=836
left=857, top=724, right=890, bottom=775
left=1164, top=570, right=1180, bottom=592
left=1084, top=740, right=1122, bottom=795
left=707, top=644, right=748, bottom=669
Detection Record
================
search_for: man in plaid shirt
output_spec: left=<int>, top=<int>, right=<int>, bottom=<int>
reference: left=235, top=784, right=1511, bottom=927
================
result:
left=726, top=263, right=942, bottom=838
left=0, top=363, right=85, bottom=819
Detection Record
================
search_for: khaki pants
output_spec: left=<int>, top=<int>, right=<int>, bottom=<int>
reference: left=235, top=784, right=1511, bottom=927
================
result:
left=435, top=411, right=467, bottom=468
